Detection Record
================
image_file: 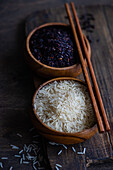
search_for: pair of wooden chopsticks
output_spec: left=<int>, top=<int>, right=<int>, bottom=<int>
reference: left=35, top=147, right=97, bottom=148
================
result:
left=65, top=2, right=110, bottom=133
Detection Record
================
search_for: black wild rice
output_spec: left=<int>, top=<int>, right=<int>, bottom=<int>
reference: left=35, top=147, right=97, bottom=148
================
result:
left=29, top=26, right=79, bottom=67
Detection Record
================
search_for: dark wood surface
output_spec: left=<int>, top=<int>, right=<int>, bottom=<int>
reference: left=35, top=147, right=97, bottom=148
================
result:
left=0, top=1, right=113, bottom=170
left=30, top=6, right=113, bottom=170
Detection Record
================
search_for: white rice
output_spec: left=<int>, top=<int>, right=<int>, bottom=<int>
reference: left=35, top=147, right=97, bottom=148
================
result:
left=14, top=155, right=21, bottom=158
left=72, top=146, right=76, bottom=152
left=34, top=80, right=96, bottom=133
left=58, top=150, right=62, bottom=155
left=62, top=144, right=67, bottom=149
left=56, top=163, right=62, bottom=167
left=19, top=150, right=23, bottom=154
left=17, top=133, right=22, bottom=138
left=10, top=145, right=19, bottom=150
left=23, top=161, right=30, bottom=164
left=55, top=166, right=59, bottom=170
left=0, top=162, right=3, bottom=168
left=1, top=157, right=8, bottom=160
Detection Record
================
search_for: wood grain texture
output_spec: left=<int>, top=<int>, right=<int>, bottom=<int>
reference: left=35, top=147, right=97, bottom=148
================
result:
left=0, top=108, right=51, bottom=169
left=0, top=0, right=113, bottom=169
left=46, top=142, right=86, bottom=170
left=28, top=5, right=113, bottom=170
left=102, top=5, right=113, bottom=148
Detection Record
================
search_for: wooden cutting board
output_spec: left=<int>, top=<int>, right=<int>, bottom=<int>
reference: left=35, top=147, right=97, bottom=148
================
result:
left=25, top=5, right=113, bottom=170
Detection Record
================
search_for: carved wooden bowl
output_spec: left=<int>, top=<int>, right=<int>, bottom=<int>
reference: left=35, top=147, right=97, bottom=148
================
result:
left=30, top=77, right=97, bottom=145
left=25, top=23, right=91, bottom=78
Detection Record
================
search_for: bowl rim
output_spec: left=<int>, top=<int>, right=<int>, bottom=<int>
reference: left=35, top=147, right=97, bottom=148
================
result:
left=26, top=22, right=91, bottom=70
left=32, top=77, right=97, bottom=137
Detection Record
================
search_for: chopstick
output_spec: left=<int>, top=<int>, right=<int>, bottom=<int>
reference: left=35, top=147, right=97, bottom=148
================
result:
left=65, top=3, right=109, bottom=133
left=70, top=2, right=110, bottom=132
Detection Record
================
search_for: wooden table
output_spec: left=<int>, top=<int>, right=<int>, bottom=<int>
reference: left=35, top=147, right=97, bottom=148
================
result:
left=0, top=1, right=113, bottom=170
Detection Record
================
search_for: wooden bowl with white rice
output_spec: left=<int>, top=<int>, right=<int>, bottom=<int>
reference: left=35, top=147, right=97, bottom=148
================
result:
left=31, top=77, right=97, bottom=144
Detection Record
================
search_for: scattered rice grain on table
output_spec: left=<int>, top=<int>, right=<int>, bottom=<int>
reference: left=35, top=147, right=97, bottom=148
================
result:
left=0, top=162, right=3, bottom=168
left=1, top=157, right=8, bottom=160
left=58, top=150, right=62, bottom=155
left=83, top=148, right=86, bottom=154
left=56, top=163, right=62, bottom=167
left=72, top=146, right=76, bottom=152
left=55, top=166, right=60, bottom=170
left=17, top=133, right=22, bottom=138
left=62, top=144, right=67, bottom=149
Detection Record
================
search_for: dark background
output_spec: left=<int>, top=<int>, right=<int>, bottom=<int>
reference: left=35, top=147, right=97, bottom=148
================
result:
left=0, top=0, right=113, bottom=170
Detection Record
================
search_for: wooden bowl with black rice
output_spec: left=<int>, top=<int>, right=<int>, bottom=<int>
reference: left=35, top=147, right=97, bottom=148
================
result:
left=25, top=23, right=91, bottom=78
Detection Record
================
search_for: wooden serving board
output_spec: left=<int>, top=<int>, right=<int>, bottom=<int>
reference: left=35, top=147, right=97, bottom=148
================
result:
left=25, top=5, right=113, bottom=170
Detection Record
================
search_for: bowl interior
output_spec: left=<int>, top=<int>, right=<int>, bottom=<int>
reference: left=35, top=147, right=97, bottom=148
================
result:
left=32, top=77, right=97, bottom=138
left=27, top=23, right=91, bottom=70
